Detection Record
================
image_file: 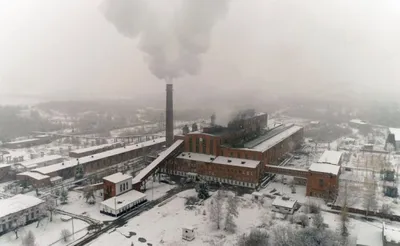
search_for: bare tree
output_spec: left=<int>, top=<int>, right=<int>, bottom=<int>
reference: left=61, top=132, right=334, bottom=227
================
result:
left=209, top=190, right=223, bottom=230
left=60, top=189, right=69, bottom=204
left=22, top=231, right=36, bottom=246
left=61, top=229, right=72, bottom=242
left=12, top=216, right=25, bottom=239
left=225, top=195, right=239, bottom=233
left=312, top=212, right=324, bottom=230
left=363, top=178, right=377, bottom=217
left=44, top=197, right=56, bottom=222
left=237, top=229, right=269, bottom=246
left=36, top=205, right=47, bottom=228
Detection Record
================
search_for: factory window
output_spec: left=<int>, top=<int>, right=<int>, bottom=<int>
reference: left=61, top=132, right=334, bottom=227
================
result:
left=210, top=140, right=214, bottom=155
left=195, top=138, right=200, bottom=153
left=189, top=137, right=193, bottom=152
left=319, top=179, right=324, bottom=187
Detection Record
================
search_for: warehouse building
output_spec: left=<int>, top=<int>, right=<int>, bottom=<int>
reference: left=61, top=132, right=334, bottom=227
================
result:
left=69, top=142, right=124, bottom=158
left=14, top=155, right=64, bottom=172
left=100, top=189, right=146, bottom=217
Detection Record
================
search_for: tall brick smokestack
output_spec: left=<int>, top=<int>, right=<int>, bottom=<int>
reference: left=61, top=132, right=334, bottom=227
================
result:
left=166, top=83, right=174, bottom=146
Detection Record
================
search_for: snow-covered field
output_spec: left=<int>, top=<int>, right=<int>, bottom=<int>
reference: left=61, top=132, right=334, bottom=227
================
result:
left=0, top=214, right=88, bottom=246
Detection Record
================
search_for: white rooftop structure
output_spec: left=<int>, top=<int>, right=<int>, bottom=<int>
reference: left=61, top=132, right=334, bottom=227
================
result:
left=272, top=197, right=297, bottom=209
left=177, top=152, right=216, bottom=163
left=33, top=137, right=165, bottom=175
left=252, top=125, right=303, bottom=152
left=389, top=128, right=400, bottom=142
left=101, top=189, right=146, bottom=211
left=5, top=138, right=40, bottom=145
left=176, top=152, right=260, bottom=168
left=350, top=119, right=368, bottom=125
left=383, top=222, right=400, bottom=244
left=17, top=155, right=63, bottom=169
left=318, top=150, right=342, bottom=165
left=0, top=194, right=44, bottom=218
left=103, top=172, right=132, bottom=183
left=70, top=142, right=121, bottom=155
left=17, top=171, right=50, bottom=181
left=309, top=163, right=340, bottom=175
left=213, top=156, right=260, bottom=168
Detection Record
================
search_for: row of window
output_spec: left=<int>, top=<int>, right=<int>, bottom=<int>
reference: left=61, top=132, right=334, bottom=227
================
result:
left=165, top=170, right=257, bottom=188
left=119, top=182, right=130, bottom=193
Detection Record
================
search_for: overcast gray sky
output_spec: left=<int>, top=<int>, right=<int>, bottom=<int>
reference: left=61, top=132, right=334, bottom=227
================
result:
left=1, top=0, right=400, bottom=102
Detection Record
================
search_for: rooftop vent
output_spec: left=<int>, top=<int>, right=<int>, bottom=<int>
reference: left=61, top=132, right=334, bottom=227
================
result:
left=228, top=160, right=232, bottom=163
left=182, top=154, right=186, bottom=157
left=282, top=197, right=290, bottom=201
left=91, top=156, right=94, bottom=158
left=62, top=163, right=64, bottom=165
left=136, top=144, right=138, bottom=147
left=241, top=161, right=246, bottom=164
left=117, top=201, right=123, bottom=204
left=210, top=157, right=215, bottom=161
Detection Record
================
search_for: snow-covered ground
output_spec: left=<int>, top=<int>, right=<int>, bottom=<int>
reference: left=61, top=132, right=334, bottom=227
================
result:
left=0, top=214, right=88, bottom=246
left=59, top=181, right=175, bottom=222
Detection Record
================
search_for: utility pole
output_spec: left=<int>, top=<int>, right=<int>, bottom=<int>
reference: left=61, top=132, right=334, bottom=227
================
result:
left=72, top=218, right=75, bottom=240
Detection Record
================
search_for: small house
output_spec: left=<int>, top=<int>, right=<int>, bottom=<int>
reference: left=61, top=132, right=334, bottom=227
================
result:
left=272, top=197, right=297, bottom=214
left=182, top=227, right=195, bottom=241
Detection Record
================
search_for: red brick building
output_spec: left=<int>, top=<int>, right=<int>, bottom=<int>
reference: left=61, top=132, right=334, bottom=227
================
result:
left=103, top=172, right=132, bottom=200
left=306, top=163, right=340, bottom=198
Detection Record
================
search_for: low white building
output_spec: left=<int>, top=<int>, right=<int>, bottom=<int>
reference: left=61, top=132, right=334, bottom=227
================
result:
left=252, top=192, right=264, bottom=201
left=0, top=195, right=44, bottom=234
left=272, top=197, right=298, bottom=214
left=100, top=189, right=147, bottom=217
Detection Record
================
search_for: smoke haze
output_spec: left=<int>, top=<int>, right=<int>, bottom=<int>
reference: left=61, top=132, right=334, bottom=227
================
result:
left=1, top=0, right=400, bottom=105
left=101, top=0, right=230, bottom=82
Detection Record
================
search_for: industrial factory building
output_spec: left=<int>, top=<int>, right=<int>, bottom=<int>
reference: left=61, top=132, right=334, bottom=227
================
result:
left=69, top=142, right=124, bottom=158
left=18, top=138, right=165, bottom=187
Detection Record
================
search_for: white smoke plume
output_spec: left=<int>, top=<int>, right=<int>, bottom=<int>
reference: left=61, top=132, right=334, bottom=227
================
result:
left=100, top=0, right=230, bottom=82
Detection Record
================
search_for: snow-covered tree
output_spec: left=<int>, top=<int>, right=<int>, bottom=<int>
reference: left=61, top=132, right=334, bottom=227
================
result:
left=237, top=229, right=269, bottom=246
left=36, top=206, right=47, bottom=228
left=75, top=163, right=84, bottom=180
left=22, top=231, right=36, bottom=246
left=61, top=229, right=71, bottom=242
left=196, top=182, right=210, bottom=200
left=363, top=179, right=377, bottom=217
left=312, top=212, right=324, bottom=230
left=84, top=186, right=96, bottom=203
left=12, top=216, right=25, bottom=239
left=60, top=189, right=68, bottom=204
left=224, top=195, right=239, bottom=233
left=209, top=190, right=223, bottom=230
left=44, top=197, right=56, bottom=222
left=295, top=213, right=309, bottom=228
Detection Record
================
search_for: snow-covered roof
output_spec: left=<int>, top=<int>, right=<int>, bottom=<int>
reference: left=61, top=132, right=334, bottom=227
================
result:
left=177, top=152, right=216, bottom=163
left=5, top=138, right=40, bottom=144
left=310, top=121, right=320, bottom=124
left=252, top=192, right=263, bottom=197
left=383, top=222, right=400, bottom=244
left=389, top=128, right=400, bottom=141
left=103, top=172, right=132, bottom=183
left=101, top=189, right=146, bottom=210
left=252, top=125, right=303, bottom=152
left=350, top=119, right=367, bottom=125
left=317, top=150, right=342, bottom=165
left=309, top=163, right=340, bottom=175
left=17, top=171, right=50, bottom=181
left=0, top=164, right=11, bottom=169
left=272, top=197, right=297, bottom=209
left=133, top=139, right=183, bottom=183
left=70, top=143, right=120, bottom=154
left=34, top=138, right=166, bottom=175
left=177, top=152, right=260, bottom=168
left=17, top=155, right=64, bottom=168
left=213, top=156, right=260, bottom=169
left=0, top=194, right=44, bottom=218
left=50, top=176, right=62, bottom=182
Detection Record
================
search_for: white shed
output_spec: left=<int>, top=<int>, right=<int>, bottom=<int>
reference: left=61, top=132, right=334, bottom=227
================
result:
left=252, top=192, right=264, bottom=201
left=182, top=227, right=195, bottom=241
left=272, top=197, right=297, bottom=214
